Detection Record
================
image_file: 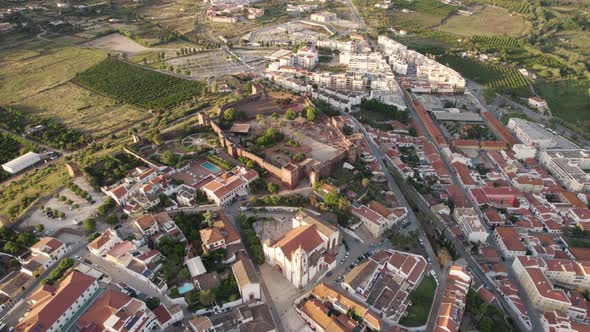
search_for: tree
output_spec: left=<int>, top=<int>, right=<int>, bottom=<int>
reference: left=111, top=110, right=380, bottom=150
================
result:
left=409, top=127, right=417, bottom=137
left=267, top=182, right=279, bottom=193
left=35, top=224, right=45, bottom=233
left=361, top=178, right=370, bottom=188
left=224, top=108, right=236, bottom=121
left=203, top=210, right=213, bottom=226
left=160, top=150, right=178, bottom=166
left=305, top=107, right=318, bottom=122
left=285, top=109, right=297, bottom=120
left=83, top=218, right=97, bottom=233
left=199, top=289, right=216, bottom=306
left=3, top=242, right=19, bottom=255
left=105, top=214, right=119, bottom=225
left=178, top=267, right=191, bottom=280
left=145, top=297, right=161, bottom=310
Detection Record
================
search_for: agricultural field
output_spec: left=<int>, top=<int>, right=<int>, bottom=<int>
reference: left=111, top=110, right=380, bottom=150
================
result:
left=0, top=41, right=148, bottom=137
left=353, top=0, right=455, bottom=31
left=464, top=0, right=530, bottom=14
left=552, top=31, right=590, bottom=57
left=76, top=58, right=207, bottom=110
left=438, top=6, right=530, bottom=37
left=139, top=0, right=199, bottom=36
left=438, top=55, right=529, bottom=96
left=84, top=33, right=150, bottom=56
left=471, top=35, right=521, bottom=48
left=534, top=79, right=590, bottom=134
left=0, top=133, right=37, bottom=165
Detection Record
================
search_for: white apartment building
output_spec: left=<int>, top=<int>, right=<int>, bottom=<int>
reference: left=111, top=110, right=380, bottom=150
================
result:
left=29, top=237, right=67, bottom=270
left=539, top=149, right=590, bottom=192
left=17, top=271, right=99, bottom=332
left=507, top=118, right=555, bottom=148
left=310, top=72, right=367, bottom=91
left=493, top=227, right=527, bottom=258
left=87, top=228, right=122, bottom=256
left=512, top=256, right=572, bottom=313
left=202, top=166, right=259, bottom=206
left=453, top=208, right=489, bottom=243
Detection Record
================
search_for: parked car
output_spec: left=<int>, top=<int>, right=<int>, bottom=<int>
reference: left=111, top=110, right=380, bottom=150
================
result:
left=326, top=271, right=333, bottom=277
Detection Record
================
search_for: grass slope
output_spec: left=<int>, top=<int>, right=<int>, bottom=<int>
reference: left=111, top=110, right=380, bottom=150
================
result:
left=399, top=275, right=437, bottom=326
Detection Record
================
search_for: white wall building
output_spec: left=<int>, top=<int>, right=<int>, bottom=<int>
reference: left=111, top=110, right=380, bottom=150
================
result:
left=453, top=208, right=489, bottom=243
left=2, top=151, right=41, bottom=174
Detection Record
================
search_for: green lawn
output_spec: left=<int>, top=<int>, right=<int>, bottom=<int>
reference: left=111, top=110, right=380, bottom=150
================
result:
left=399, top=275, right=437, bottom=327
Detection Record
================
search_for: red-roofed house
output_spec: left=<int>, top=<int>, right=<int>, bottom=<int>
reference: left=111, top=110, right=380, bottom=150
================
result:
left=16, top=271, right=99, bottom=332
left=77, top=288, right=158, bottom=332
left=493, top=227, right=526, bottom=258
left=88, top=228, right=122, bottom=256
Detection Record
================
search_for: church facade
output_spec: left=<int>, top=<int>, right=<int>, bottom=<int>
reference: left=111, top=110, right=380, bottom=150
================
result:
left=263, top=211, right=340, bottom=288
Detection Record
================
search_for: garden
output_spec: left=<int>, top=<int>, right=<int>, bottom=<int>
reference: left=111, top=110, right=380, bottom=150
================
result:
left=398, top=275, right=436, bottom=327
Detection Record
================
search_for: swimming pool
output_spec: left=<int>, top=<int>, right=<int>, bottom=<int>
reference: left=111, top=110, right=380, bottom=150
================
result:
left=178, top=282, right=195, bottom=295
left=201, top=161, right=221, bottom=173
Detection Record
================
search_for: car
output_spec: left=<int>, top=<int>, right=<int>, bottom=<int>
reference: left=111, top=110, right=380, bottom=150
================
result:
left=340, top=259, right=346, bottom=263
left=93, top=264, right=99, bottom=268
left=74, top=256, right=81, bottom=260
left=349, top=263, right=355, bottom=269
left=84, top=259, right=92, bottom=265
left=326, top=271, right=333, bottom=277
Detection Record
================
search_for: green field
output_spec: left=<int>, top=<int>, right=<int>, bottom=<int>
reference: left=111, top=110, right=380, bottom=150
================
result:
left=77, top=58, right=207, bottom=110
left=399, top=275, right=437, bottom=327
left=464, top=0, right=530, bottom=14
left=439, top=6, right=530, bottom=37
left=0, top=41, right=147, bottom=137
left=534, top=79, right=590, bottom=134
left=438, top=55, right=529, bottom=96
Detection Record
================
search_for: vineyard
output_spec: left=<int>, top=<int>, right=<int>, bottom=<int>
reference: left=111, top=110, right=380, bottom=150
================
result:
left=472, top=36, right=520, bottom=48
left=77, top=58, right=207, bottom=110
left=469, top=0, right=530, bottom=14
left=438, top=55, right=529, bottom=95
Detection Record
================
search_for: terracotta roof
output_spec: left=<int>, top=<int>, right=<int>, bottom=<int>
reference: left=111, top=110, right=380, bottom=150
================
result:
left=272, top=224, right=324, bottom=260
left=134, top=214, right=157, bottom=230
left=17, top=271, right=96, bottom=332
left=152, top=305, right=172, bottom=325
left=77, top=289, right=143, bottom=332
left=31, top=237, right=64, bottom=254
left=88, top=228, right=116, bottom=251
left=232, top=252, right=259, bottom=289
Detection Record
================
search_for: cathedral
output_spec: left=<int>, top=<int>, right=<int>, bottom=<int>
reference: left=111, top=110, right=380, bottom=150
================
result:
left=263, top=211, right=341, bottom=288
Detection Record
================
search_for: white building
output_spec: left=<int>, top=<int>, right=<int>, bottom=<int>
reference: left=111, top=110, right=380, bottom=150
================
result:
left=528, top=96, right=548, bottom=110
left=16, top=271, right=99, bottom=332
left=453, top=208, right=488, bottom=243
left=28, top=237, right=67, bottom=270
left=351, top=201, right=407, bottom=238
left=202, top=166, right=259, bottom=206
left=310, top=11, right=337, bottom=22
left=539, top=148, right=590, bottom=192
left=262, top=211, right=339, bottom=288
left=87, top=228, right=122, bottom=256
left=507, top=118, right=555, bottom=148
left=512, top=144, right=537, bottom=160
left=232, top=252, right=261, bottom=303
left=2, top=151, right=41, bottom=174
left=76, top=288, right=159, bottom=332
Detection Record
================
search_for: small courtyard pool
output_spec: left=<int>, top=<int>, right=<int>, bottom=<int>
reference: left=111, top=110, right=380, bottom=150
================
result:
left=201, top=161, right=221, bottom=173
left=178, top=282, right=195, bottom=295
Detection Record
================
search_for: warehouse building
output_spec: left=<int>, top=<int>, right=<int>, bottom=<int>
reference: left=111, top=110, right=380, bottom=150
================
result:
left=2, top=151, right=41, bottom=174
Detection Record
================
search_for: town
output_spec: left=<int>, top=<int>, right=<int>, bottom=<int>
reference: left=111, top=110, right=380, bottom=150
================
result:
left=1, top=0, right=590, bottom=330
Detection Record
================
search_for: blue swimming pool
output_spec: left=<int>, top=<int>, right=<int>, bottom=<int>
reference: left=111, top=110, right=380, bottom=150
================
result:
left=201, top=161, right=221, bottom=173
left=178, top=282, right=195, bottom=295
